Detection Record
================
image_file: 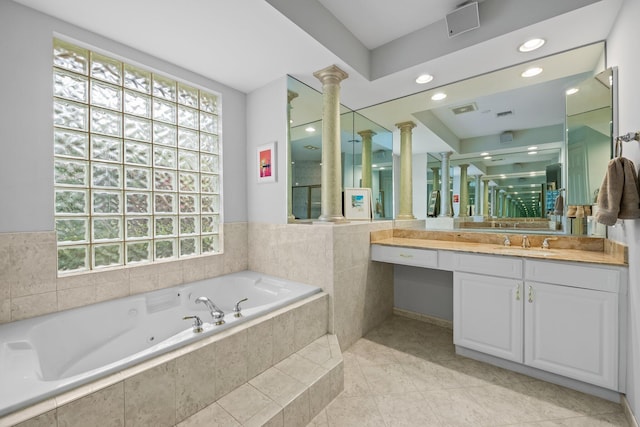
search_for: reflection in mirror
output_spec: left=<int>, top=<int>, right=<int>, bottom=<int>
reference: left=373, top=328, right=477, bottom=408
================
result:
left=357, top=41, right=611, bottom=234
left=287, top=77, right=394, bottom=221
left=565, top=67, right=615, bottom=236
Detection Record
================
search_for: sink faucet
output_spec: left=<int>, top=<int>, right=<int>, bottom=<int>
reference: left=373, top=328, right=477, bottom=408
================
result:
left=542, top=237, right=557, bottom=249
left=522, top=235, right=530, bottom=249
left=195, top=296, right=225, bottom=325
left=503, top=235, right=511, bottom=247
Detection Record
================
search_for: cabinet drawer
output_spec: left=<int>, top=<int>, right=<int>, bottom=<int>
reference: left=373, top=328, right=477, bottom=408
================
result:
left=371, top=244, right=438, bottom=268
left=440, top=251, right=522, bottom=278
left=525, top=260, right=621, bottom=293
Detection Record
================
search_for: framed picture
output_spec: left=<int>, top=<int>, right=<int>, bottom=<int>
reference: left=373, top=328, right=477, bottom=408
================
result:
left=344, top=188, right=372, bottom=220
left=257, top=142, right=276, bottom=183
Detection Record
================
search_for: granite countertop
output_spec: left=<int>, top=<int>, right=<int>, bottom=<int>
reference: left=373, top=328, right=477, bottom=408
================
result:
left=370, top=229, right=628, bottom=267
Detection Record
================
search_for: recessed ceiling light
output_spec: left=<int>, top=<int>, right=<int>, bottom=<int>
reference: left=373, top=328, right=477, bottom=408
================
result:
left=566, top=88, right=579, bottom=95
left=416, top=74, right=434, bottom=84
left=380, top=167, right=385, bottom=170
left=529, top=172, right=536, bottom=176
left=521, top=67, right=543, bottom=78
left=484, top=156, right=492, bottom=160
left=508, top=185, right=514, bottom=188
left=528, top=146, right=538, bottom=150
left=431, top=92, right=447, bottom=101
left=528, top=151, right=538, bottom=155
left=500, top=174, right=507, bottom=178
left=480, top=152, right=489, bottom=156
left=518, top=38, right=545, bottom=53
left=372, top=164, right=378, bottom=168
left=305, top=126, right=315, bottom=132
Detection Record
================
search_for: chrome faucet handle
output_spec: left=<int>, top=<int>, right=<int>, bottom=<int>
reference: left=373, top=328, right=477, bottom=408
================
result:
left=233, top=298, right=248, bottom=318
left=183, top=315, right=204, bottom=333
left=195, top=296, right=225, bottom=325
left=522, top=235, right=530, bottom=248
left=542, top=237, right=557, bottom=249
left=503, top=235, right=511, bottom=247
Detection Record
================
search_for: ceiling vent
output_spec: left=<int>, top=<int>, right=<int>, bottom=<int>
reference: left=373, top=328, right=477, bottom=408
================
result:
left=500, top=132, right=514, bottom=144
left=496, top=110, right=514, bottom=118
left=451, top=103, right=477, bottom=115
left=446, top=2, right=480, bottom=38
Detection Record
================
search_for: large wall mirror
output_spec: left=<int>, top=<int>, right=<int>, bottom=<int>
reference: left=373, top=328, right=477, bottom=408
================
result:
left=356, top=41, right=614, bottom=234
left=287, top=77, right=394, bottom=221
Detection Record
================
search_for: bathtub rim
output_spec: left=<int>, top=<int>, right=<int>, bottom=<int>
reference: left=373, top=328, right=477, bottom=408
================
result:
left=0, top=288, right=327, bottom=425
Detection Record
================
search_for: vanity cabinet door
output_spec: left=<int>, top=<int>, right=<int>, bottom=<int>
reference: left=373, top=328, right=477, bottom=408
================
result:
left=454, top=272, right=523, bottom=362
left=524, top=281, right=618, bottom=390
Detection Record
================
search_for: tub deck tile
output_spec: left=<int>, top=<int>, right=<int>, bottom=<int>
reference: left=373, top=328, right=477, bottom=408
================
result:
left=175, top=402, right=239, bottom=427
left=249, top=367, right=307, bottom=407
left=217, top=384, right=275, bottom=425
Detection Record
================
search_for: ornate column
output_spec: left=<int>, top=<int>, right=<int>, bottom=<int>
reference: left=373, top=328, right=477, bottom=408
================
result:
left=439, top=152, right=452, bottom=217
left=396, top=121, right=416, bottom=220
left=358, top=130, right=375, bottom=189
left=474, top=175, right=481, bottom=216
left=431, top=167, right=440, bottom=191
left=482, top=178, right=490, bottom=217
left=458, top=164, right=469, bottom=217
left=313, top=65, right=349, bottom=222
left=499, top=190, right=506, bottom=218
left=287, top=90, right=298, bottom=223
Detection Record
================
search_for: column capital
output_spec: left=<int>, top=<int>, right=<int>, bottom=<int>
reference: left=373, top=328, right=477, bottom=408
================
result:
left=313, top=65, right=349, bottom=84
left=395, top=121, right=416, bottom=131
left=357, top=129, right=376, bottom=139
left=287, top=90, right=299, bottom=103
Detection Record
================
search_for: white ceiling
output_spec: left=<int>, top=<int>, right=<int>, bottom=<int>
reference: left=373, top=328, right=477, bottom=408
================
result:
left=11, top=0, right=623, bottom=158
left=317, top=0, right=465, bottom=49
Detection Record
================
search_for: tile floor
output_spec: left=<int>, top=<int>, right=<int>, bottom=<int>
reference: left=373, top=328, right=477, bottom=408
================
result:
left=308, top=315, right=629, bottom=427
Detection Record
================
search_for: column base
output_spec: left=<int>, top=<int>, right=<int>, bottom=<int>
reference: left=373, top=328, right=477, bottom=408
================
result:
left=316, top=214, right=348, bottom=223
left=396, top=214, right=416, bottom=220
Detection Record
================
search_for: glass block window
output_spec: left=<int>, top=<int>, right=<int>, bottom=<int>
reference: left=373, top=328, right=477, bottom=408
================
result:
left=53, top=39, right=222, bottom=273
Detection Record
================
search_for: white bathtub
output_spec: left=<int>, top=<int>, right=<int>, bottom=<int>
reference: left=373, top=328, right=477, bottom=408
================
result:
left=0, top=270, right=321, bottom=417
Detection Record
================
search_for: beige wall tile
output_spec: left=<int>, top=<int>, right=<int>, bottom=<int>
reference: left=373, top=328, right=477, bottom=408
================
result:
left=13, top=410, right=57, bottom=427
left=124, top=361, right=176, bottom=427
left=56, top=383, right=124, bottom=427
left=57, top=285, right=96, bottom=311
left=175, top=342, right=217, bottom=422
left=176, top=402, right=240, bottom=427
left=294, top=295, right=328, bottom=350
left=11, top=291, right=57, bottom=321
left=243, top=402, right=283, bottom=427
left=181, top=257, right=207, bottom=283
left=273, top=309, right=296, bottom=363
left=214, top=329, right=247, bottom=400
left=247, top=317, right=274, bottom=380
left=0, top=298, right=11, bottom=324
left=283, top=389, right=310, bottom=427
left=308, top=369, right=332, bottom=418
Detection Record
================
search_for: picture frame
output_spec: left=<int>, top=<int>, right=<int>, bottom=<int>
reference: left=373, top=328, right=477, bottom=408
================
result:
left=344, top=188, right=372, bottom=220
left=257, top=142, right=276, bottom=183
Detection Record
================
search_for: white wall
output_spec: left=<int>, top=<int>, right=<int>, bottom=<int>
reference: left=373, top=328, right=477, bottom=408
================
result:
left=246, top=76, right=288, bottom=224
left=0, top=1, right=248, bottom=233
left=606, top=0, right=640, bottom=419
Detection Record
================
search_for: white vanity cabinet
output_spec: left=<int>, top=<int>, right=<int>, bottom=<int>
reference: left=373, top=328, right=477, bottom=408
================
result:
left=454, top=272, right=523, bottom=362
left=523, top=260, right=622, bottom=390
left=452, top=254, right=524, bottom=362
left=453, top=255, right=625, bottom=391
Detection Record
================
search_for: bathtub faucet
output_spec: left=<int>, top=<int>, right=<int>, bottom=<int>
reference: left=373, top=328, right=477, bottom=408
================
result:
left=195, top=296, right=225, bottom=325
